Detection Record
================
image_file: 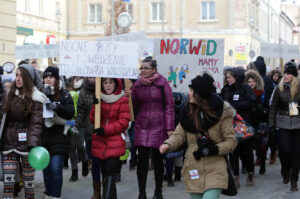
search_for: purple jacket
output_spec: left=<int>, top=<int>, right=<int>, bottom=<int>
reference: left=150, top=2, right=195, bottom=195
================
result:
left=132, top=73, right=175, bottom=148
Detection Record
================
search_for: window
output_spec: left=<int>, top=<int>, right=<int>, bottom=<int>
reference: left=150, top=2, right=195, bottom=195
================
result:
left=151, top=2, right=165, bottom=21
left=89, top=4, right=102, bottom=23
left=127, top=3, right=134, bottom=20
left=201, top=1, right=215, bottom=20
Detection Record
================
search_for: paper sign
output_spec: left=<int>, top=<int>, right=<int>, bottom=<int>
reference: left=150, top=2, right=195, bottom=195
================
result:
left=59, top=40, right=139, bottom=78
left=15, top=44, right=59, bottom=59
left=154, top=38, right=224, bottom=93
left=260, top=43, right=300, bottom=60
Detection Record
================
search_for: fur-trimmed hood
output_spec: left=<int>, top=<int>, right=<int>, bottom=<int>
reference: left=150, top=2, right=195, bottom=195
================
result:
left=245, top=69, right=264, bottom=91
left=13, top=86, right=48, bottom=104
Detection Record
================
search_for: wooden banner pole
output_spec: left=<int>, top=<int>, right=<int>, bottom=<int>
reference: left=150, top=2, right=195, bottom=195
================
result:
left=124, top=79, right=134, bottom=121
left=95, top=77, right=101, bottom=128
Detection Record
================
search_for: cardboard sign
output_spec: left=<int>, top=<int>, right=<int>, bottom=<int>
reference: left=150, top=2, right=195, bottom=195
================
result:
left=154, top=38, right=224, bottom=93
left=59, top=40, right=139, bottom=78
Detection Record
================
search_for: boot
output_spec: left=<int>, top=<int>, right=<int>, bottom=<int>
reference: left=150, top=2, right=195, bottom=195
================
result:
left=14, top=182, right=21, bottom=197
left=152, top=191, right=163, bottom=199
left=259, top=158, right=266, bottom=175
left=166, top=173, right=174, bottom=187
left=254, top=158, right=260, bottom=166
left=91, top=181, right=101, bottom=199
left=269, top=151, right=277, bottom=164
left=153, top=171, right=163, bottom=199
left=82, top=160, right=89, bottom=177
left=69, top=169, right=78, bottom=182
left=88, top=159, right=92, bottom=170
left=282, top=171, right=290, bottom=184
left=246, top=172, right=254, bottom=187
left=138, top=193, right=147, bottom=199
left=103, top=176, right=117, bottom=199
left=235, top=176, right=240, bottom=189
left=291, top=181, right=298, bottom=192
left=115, top=174, right=121, bottom=183
left=174, top=166, right=181, bottom=182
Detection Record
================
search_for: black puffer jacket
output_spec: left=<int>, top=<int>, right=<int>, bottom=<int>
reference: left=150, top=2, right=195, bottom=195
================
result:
left=41, top=88, right=75, bottom=156
left=220, top=68, right=257, bottom=125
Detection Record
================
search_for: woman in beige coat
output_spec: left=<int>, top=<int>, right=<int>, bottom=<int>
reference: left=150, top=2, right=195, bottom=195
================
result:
left=160, top=73, right=237, bottom=199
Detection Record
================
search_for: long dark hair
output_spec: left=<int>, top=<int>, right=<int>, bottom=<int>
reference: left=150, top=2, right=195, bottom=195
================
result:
left=188, top=93, right=219, bottom=131
left=3, top=68, right=34, bottom=116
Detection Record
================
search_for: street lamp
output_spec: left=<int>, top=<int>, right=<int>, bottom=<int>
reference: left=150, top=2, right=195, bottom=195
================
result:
left=56, top=9, right=61, bottom=43
left=249, top=18, right=255, bottom=61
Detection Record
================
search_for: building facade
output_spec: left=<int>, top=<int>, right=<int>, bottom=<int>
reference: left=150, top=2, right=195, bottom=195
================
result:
left=0, top=0, right=16, bottom=65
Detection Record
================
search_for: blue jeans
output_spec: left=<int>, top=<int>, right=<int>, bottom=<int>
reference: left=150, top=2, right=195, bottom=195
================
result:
left=92, top=155, right=102, bottom=182
left=43, top=154, right=64, bottom=197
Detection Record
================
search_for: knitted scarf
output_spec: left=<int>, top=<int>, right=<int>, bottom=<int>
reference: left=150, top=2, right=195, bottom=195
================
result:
left=101, top=90, right=125, bottom=103
left=138, top=73, right=159, bottom=85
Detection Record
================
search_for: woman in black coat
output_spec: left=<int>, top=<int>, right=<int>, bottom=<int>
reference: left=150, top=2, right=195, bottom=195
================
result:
left=41, top=66, right=75, bottom=199
left=220, top=67, right=257, bottom=187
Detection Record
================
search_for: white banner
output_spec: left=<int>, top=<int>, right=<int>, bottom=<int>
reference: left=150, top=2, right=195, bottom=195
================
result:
left=59, top=40, right=139, bottom=78
left=15, top=44, right=59, bottom=59
left=260, top=43, right=300, bottom=60
left=154, top=38, right=224, bottom=93
left=97, top=31, right=153, bottom=58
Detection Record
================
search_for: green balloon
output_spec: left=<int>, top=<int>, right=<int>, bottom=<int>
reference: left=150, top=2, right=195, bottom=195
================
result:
left=120, top=149, right=130, bottom=161
left=28, top=147, right=50, bottom=170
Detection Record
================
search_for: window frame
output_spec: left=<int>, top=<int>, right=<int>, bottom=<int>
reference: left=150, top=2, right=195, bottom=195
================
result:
left=88, top=3, right=102, bottom=23
left=150, top=2, right=165, bottom=22
left=200, top=1, right=216, bottom=21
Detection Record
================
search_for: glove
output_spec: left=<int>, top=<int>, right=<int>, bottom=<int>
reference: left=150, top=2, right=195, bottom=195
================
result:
left=66, top=120, right=75, bottom=128
left=46, top=102, right=58, bottom=111
left=207, top=140, right=219, bottom=156
left=94, top=127, right=104, bottom=136
left=27, top=146, right=35, bottom=152
left=93, top=97, right=99, bottom=105
left=41, top=86, right=52, bottom=96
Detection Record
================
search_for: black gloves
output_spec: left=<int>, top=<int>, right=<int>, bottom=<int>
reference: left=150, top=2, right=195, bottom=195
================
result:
left=93, top=97, right=99, bottom=105
left=41, top=86, right=52, bottom=96
left=46, top=102, right=58, bottom=111
left=94, top=127, right=104, bottom=136
left=193, top=137, right=219, bottom=160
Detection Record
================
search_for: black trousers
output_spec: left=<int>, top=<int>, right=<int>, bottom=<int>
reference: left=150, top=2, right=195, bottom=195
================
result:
left=100, top=157, right=120, bottom=178
left=137, top=146, right=164, bottom=193
left=277, top=129, right=300, bottom=182
left=230, top=139, right=254, bottom=176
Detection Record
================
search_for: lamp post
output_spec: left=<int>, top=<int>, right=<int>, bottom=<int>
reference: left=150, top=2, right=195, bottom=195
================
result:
left=249, top=18, right=255, bottom=62
left=56, top=9, right=61, bottom=43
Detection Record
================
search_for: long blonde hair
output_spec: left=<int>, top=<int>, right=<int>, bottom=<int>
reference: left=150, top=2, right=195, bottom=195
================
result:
left=279, top=76, right=300, bottom=99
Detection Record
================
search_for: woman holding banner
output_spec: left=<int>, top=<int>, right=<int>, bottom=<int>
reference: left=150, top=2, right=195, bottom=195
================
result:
left=41, top=66, right=75, bottom=199
left=0, top=64, right=46, bottom=199
left=132, top=56, right=175, bottom=199
left=89, top=78, right=130, bottom=199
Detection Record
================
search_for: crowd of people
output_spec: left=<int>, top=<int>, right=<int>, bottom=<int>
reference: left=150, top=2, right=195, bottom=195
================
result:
left=0, top=56, right=299, bottom=199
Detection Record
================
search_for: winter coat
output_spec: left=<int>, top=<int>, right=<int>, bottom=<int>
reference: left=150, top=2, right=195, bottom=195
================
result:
left=164, top=102, right=237, bottom=193
left=89, top=79, right=130, bottom=160
left=245, top=69, right=266, bottom=127
left=41, top=88, right=75, bottom=156
left=132, top=73, right=175, bottom=148
left=0, top=87, right=46, bottom=154
left=75, top=80, right=95, bottom=140
left=269, top=78, right=300, bottom=129
left=253, top=60, right=274, bottom=109
left=220, top=68, right=257, bottom=126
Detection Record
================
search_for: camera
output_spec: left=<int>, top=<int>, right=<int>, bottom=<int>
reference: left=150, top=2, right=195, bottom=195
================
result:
left=193, top=136, right=210, bottom=160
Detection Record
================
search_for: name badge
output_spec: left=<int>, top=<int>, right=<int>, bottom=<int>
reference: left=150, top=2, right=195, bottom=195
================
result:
left=233, top=94, right=239, bottom=101
left=189, top=169, right=200, bottom=180
left=18, top=133, right=27, bottom=142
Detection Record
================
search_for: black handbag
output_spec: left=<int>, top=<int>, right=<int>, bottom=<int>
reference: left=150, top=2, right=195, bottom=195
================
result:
left=221, top=155, right=238, bottom=196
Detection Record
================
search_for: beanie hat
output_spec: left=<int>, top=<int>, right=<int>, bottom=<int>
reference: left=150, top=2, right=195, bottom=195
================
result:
left=43, top=66, right=59, bottom=80
left=284, top=63, right=298, bottom=77
left=188, top=73, right=215, bottom=99
left=18, top=64, right=35, bottom=81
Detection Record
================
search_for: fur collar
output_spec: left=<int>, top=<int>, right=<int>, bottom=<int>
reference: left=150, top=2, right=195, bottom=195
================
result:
left=14, top=87, right=47, bottom=104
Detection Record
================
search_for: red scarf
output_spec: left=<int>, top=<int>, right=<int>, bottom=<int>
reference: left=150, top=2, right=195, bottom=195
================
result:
left=253, top=89, right=264, bottom=97
left=138, top=73, right=159, bottom=85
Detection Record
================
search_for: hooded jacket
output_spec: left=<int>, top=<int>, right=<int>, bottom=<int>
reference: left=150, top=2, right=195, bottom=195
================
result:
left=221, top=68, right=257, bottom=125
left=132, top=73, right=175, bottom=148
left=0, top=87, right=46, bottom=154
left=164, top=102, right=237, bottom=193
left=89, top=79, right=130, bottom=160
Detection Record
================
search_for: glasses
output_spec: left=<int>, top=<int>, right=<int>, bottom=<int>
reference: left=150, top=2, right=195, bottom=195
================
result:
left=139, top=67, right=153, bottom=71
